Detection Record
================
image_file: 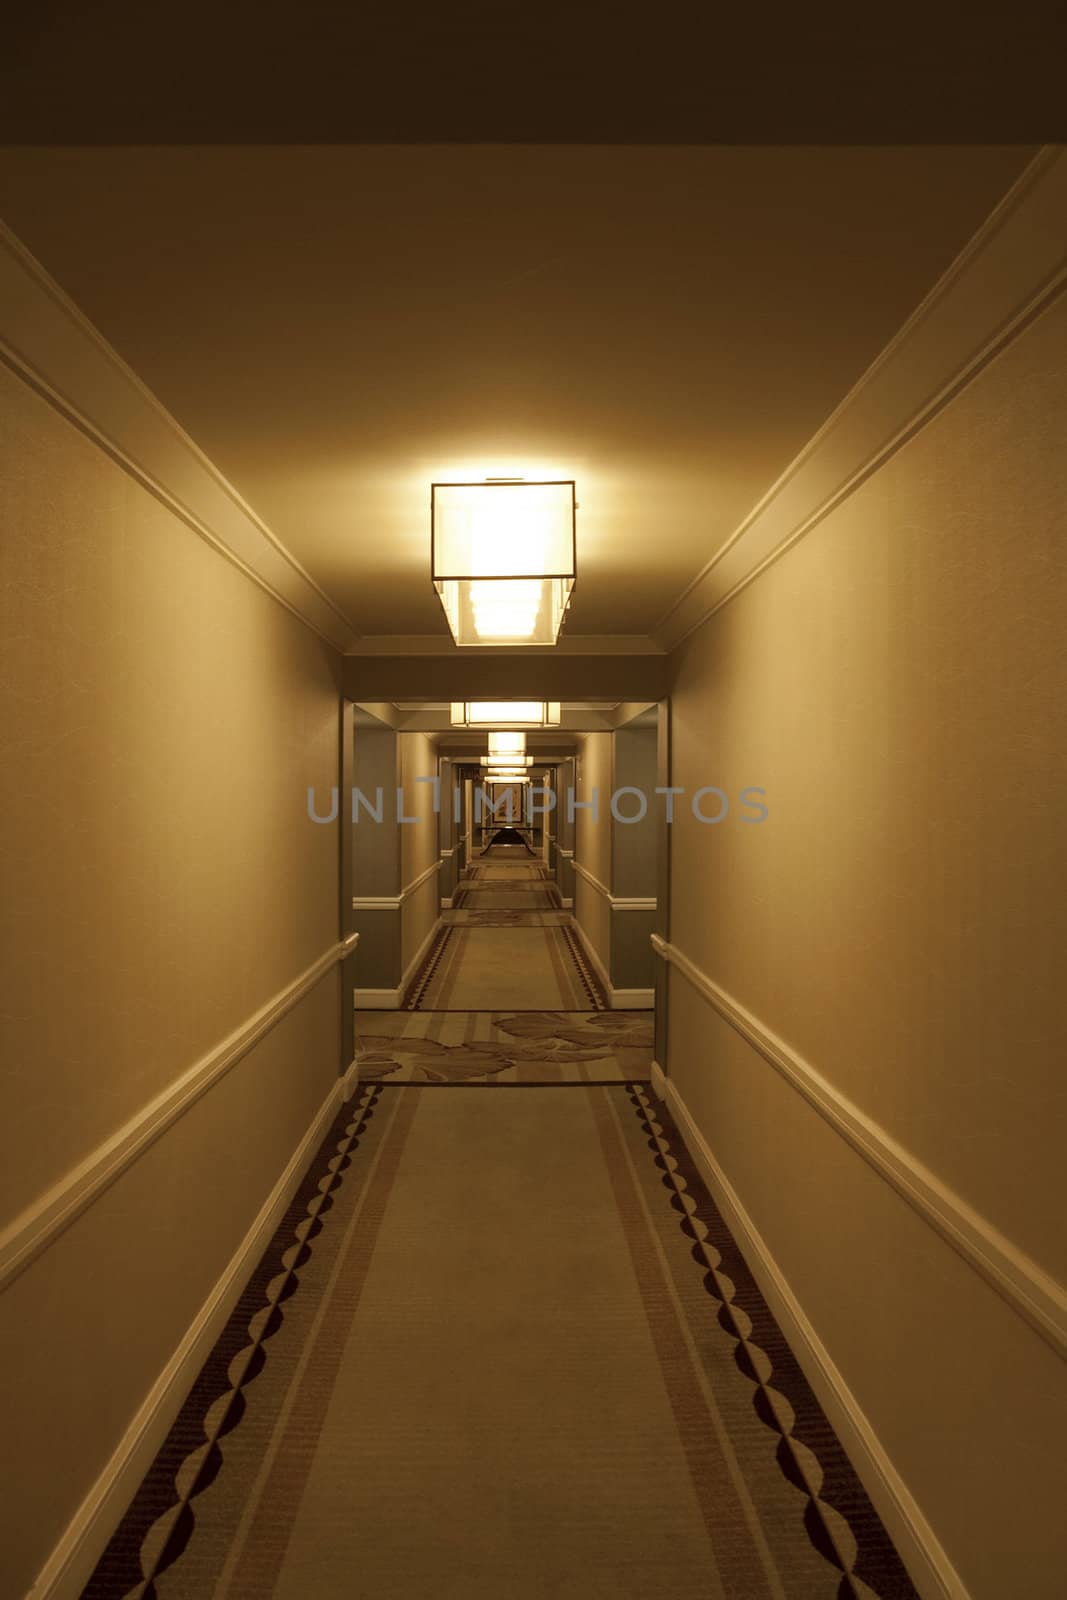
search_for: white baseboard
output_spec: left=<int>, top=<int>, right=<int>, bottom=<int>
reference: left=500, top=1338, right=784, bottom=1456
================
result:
left=405, top=916, right=442, bottom=982
left=26, top=1070, right=349, bottom=1600
left=569, top=915, right=611, bottom=998
left=611, top=987, right=655, bottom=1010
left=1, top=934, right=357, bottom=1293
left=650, top=936, right=1065, bottom=1359
left=354, top=986, right=402, bottom=1009
left=353, top=916, right=443, bottom=1013
left=569, top=917, right=654, bottom=1012
left=658, top=1073, right=967, bottom=1600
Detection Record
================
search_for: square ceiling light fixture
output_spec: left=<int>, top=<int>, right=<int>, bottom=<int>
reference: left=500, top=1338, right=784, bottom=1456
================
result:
left=488, top=731, right=526, bottom=756
left=450, top=702, right=561, bottom=727
left=480, top=755, right=533, bottom=767
left=432, top=480, right=576, bottom=646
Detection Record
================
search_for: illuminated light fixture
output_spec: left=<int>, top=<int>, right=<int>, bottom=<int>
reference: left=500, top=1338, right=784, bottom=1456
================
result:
left=486, top=772, right=530, bottom=783
left=432, top=481, right=576, bottom=646
left=450, top=702, right=561, bottom=727
left=480, top=755, right=533, bottom=767
left=488, top=731, right=526, bottom=756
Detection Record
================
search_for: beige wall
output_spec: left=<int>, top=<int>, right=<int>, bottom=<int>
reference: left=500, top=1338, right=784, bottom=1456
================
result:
left=0, top=361, right=344, bottom=1593
left=399, top=730, right=440, bottom=972
left=573, top=731, right=613, bottom=971
left=666, top=290, right=1067, bottom=1596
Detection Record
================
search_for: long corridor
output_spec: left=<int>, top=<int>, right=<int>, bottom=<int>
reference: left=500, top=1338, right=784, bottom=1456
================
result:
left=4, top=141, right=1062, bottom=1600
left=82, top=843, right=917, bottom=1598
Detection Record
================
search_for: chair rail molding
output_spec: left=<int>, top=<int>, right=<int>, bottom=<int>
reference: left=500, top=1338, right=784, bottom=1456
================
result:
left=351, top=858, right=441, bottom=911
left=25, top=1072, right=368, bottom=1600
left=572, top=859, right=610, bottom=899
left=573, top=859, right=655, bottom=912
left=0, top=933, right=359, bottom=1292
left=651, top=935, right=1067, bottom=1359
left=652, top=1072, right=967, bottom=1600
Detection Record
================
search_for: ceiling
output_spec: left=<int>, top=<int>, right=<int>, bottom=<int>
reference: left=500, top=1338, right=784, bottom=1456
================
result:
left=0, top=145, right=1034, bottom=647
left=3, top=5, right=1065, bottom=142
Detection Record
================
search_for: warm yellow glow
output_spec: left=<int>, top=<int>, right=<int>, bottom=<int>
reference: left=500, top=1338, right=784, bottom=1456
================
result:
left=434, top=482, right=571, bottom=579
left=488, top=732, right=526, bottom=756
left=465, top=702, right=545, bottom=725
left=432, top=481, right=575, bottom=647
left=451, top=702, right=563, bottom=727
left=470, top=579, right=541, bottom=640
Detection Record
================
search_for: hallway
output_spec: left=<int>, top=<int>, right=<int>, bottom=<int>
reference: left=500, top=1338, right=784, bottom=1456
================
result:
left=2, top=142, right=1064, bottom=1600
left=84, top=1095, right=914, bottom=1600
left=82, top=841, right=916, bottom=1595
left=357, top=842, right=652, bottom=1083
left=74, top=794, right=925, bottom=1599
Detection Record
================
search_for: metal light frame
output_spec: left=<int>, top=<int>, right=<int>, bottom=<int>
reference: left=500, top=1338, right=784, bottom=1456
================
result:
left=432, top=480, right=577, bottom=647
left=450, top=702, right=562, bottom=728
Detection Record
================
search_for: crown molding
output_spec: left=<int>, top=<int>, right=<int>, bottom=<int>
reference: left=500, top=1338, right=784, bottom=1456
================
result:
left=0, top=225, right=359, bottom=653
left=655, top=147, right=1067, bottom=651
left=345, top=634, right=666, bottom=656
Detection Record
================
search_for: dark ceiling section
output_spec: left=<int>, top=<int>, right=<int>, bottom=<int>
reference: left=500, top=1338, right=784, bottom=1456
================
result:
left=2, top=2, right=1066, bottom=143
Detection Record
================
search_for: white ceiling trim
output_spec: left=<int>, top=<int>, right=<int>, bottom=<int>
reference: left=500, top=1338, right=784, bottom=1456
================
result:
left=0, top=224, right=359, bottom=653
left=345, top=633, right=665, bottom=656
left=655, top=146, right=1067, bottom=652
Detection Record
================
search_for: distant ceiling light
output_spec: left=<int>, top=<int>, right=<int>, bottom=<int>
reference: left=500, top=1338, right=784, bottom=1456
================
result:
left=486, top=771, right=531, bottom=783
left=450, top=702, right=562, bottom=727
left=480, top=755, right=533, bottom=767
left=488, top=731, right=526, bottom=756
left=432, top=481, right=576, bottom=646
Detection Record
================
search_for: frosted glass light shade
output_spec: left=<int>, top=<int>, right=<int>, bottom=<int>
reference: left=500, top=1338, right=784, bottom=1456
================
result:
left=488, top=732, right=526, bottom=756
left=432, top=481, right=576, bottom=646
left=450, top=702, right=562, bottom=727
left=480, top=755, right=533, bottom=767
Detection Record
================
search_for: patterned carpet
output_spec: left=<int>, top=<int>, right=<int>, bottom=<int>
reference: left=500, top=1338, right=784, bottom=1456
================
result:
left=452, top=856, right=561, bottom=910
left=405, top=847, right=605, bottom=1010
left=444, top=907, right=572, bottom=926
left=357, top=1009, right=653, bottom=1083
left=84, top=1085, right=920, bottom=1599
left=405, top=922, right=605, bottom=1010
left=80, top=844, right=917, bottom=1595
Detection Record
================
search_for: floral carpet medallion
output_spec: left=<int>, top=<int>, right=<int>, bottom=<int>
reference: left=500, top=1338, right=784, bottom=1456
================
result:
left=357, top=1010, right=654, bottom=1083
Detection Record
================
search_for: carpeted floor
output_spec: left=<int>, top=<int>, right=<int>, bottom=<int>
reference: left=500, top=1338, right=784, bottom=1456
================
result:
left=84, top=1084, right=919, bottom=1599
left=452, top=857, right=561, bottom=910
left=405, top=922, right=605, bottom=1010
left=405, top=846, right=605, bottom=1010
left=81, top=845, right=919, bottom=1597
left=443, top=907, right=573, bottom=926
left=356, top=1009, right=653, bottom=1083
